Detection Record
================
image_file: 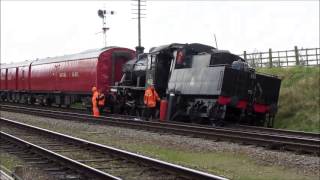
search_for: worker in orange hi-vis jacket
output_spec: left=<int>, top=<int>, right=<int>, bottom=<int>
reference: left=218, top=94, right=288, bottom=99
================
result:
left=91, top=86, right=100, bottom=117
left=97, top=90, right=105, bottom=113
left=144, top=85, right=160, bottom=120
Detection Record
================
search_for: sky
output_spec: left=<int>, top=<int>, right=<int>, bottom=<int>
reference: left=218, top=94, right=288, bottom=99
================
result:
left=1, top=0, right=319, bottom=63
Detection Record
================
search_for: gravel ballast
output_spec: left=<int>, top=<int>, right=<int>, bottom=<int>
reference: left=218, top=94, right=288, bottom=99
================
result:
left=1, top=111, right=319, bottom=179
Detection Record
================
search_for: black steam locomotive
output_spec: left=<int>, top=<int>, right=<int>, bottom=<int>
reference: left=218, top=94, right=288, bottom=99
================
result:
left=110, top=43, right=281, bottom=127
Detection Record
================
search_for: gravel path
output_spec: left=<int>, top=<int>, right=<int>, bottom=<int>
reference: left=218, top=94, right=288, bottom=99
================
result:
left=1, top=110, right=319, bottom=178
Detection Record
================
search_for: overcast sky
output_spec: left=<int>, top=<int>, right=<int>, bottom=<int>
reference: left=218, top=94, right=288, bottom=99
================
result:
left=1, top=0, right=319, bottom=63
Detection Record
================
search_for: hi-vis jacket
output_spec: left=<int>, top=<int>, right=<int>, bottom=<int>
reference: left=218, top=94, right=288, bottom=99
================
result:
left=144, top=86, right=160, bottom=108
left=98, top=92, right=105, bottom=106
left=91, top=87, right=100, bottom=117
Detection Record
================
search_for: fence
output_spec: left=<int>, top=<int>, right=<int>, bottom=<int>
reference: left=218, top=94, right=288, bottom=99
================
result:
left=239, top=46, right=320, bottom=68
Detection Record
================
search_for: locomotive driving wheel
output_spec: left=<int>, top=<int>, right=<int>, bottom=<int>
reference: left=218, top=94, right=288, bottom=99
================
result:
left=265, top=113, right=275, bottom=128
left=209, top=103, right=226, bottom=126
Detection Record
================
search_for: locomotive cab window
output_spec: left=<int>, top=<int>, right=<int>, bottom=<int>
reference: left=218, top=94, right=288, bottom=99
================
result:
left=147, top=55, right=156, bottom=70
left=174, top=50, right=192, bottom=69
left=210, top=53, right=244, bottom=66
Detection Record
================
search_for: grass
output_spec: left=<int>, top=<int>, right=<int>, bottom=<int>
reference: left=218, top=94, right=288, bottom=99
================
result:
left=0, top=152, right=24, bottom=171
left=117, top=144, right=318, bottom=180
left=0, top=152, right=51, bottom=180
left=70, top=102, right=85, bottom=109
left=258, top=66, right=320, bottom=132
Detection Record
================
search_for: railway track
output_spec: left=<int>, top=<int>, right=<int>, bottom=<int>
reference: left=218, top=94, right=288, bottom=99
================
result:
left=1, top=102, right=136, bottom=120
left=1, top=104, right=319, bottom=155
left=1, top=132, right=116, bottom=180
left=0, top=117, right=226, bottom=180
left=2, top=102, right=318, bottom=140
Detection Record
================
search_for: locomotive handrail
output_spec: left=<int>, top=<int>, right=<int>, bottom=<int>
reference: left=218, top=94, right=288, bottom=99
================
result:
left=110, top=85, right=145, bottom=90
left=208, top=63, right=231, bottom=67
left=208, top=64, right=279, bottom=78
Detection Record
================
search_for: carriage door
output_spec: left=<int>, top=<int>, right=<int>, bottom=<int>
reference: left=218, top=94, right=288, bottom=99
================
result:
left=111, top=52, right=132, bottom=86
left=21, top=69, right=25, bottom=90
left=145, top=54, right=157, bottom=88
left=112, top=57, right=125, bottom=85
left=54, top=64, right=60, bottom=91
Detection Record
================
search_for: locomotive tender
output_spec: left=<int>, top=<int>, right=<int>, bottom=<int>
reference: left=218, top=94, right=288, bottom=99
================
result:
left=0, top=43, right=281, bottom=127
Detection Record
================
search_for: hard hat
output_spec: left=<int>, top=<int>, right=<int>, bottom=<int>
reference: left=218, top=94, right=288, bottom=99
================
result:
left=92, top=86, right=97, bottom=92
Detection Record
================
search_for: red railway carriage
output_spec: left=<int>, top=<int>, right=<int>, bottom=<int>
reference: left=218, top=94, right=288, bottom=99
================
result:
left=0, top=61, right=31, bottom=102
left=0, top=62, right=31, bottom=91
left=30, top=47, right=134, bottom=93
left=6, top=67, right=18, bottom=90
left=17, top=65, right=30, bottom=91
left=0, top=47, right=135, bottom=106
left=0, top=68, right=7, bottom=90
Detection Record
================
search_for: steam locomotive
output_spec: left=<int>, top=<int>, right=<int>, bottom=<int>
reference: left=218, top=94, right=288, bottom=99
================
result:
left=0, top=43, right=281, bottom=127
left=110, top=43, right=281, bottom=127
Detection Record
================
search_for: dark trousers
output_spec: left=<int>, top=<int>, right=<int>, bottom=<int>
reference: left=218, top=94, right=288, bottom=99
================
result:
left=144, top=107, right=156, bottom=121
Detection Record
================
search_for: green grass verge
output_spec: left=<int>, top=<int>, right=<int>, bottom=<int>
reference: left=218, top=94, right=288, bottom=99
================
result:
left=257, top=66, right=320, bottom=132
left=0, top=152, right=24, bottom=171
left=120, top=144, right=317, bottom=180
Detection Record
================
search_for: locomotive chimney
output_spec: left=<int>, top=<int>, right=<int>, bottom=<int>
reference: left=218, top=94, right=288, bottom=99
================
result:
left=135, top=46, right=145, bottom=56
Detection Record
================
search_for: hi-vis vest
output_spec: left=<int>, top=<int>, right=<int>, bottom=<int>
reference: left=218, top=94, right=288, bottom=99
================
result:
left=144, top=87, right=160, bottom=108
left=98, top=93, right=105, bottom=106
left=92, top=91, right=99, bottom=107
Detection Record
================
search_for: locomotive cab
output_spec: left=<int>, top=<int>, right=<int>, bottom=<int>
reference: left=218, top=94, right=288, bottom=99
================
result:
left=145, top=43, right=216, bottom=96
left=145, top=50, right=173, bottom=96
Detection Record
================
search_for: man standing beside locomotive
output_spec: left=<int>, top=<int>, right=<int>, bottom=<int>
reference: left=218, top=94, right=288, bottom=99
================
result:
left=144, top=85, right=160, bottom=120
left=92, top=86, right=106, bottom=117
left=92, top=86, right=100, bottom=117
left=97, top=89, right=105, bottom=113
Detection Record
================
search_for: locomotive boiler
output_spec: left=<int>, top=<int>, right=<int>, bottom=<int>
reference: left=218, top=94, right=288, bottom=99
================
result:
left=111, top=43, right=281, bottom=127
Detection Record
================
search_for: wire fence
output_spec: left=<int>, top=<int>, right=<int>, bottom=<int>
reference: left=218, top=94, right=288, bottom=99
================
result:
left=239, top=46, right=320, bottom=68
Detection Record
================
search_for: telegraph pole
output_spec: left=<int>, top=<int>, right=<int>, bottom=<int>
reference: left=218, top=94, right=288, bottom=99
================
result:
left=132, top=0, right=146, bottom=55
left=138, top=0, right=141, bottom=47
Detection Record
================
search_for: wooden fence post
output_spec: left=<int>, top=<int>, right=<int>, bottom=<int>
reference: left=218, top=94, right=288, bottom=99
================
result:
left=294, top=46, right=300, bottom=65
left=260, top=53, right=263, bottom=67
left=269, top=48, right=273, bottom=68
